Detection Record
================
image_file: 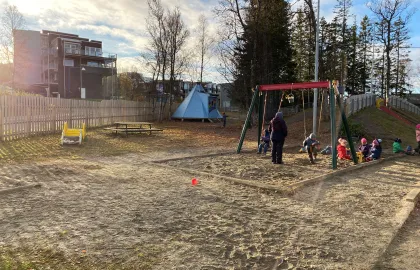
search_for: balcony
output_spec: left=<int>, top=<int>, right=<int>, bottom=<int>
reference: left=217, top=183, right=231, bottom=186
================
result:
left=63, top=48, right=116, bottom=60
left=65, top=48, right=82, bottom=55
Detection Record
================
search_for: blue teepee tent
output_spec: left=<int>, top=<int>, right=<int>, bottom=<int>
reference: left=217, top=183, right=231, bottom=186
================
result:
left=172, top=84, right=223, bottom=120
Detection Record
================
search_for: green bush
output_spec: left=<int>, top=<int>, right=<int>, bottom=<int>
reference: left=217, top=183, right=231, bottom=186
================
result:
left=339, top=118, right=365, bottom=139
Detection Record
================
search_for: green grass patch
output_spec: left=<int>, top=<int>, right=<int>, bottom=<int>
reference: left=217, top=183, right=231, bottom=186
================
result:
left=351, top=107, right=417, bottom=149
left=0, top=245, right=162, bottom=270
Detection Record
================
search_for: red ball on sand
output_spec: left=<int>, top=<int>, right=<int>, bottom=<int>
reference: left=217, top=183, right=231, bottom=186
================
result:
left=191, top=178, right=198, bottom=186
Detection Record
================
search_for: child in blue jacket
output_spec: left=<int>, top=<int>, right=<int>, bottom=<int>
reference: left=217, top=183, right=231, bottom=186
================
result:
left=303, top=133, right=320, bottom=164
left=366, top=139, right=382, bottom=161
left=258, top=128, right=271, bottom=155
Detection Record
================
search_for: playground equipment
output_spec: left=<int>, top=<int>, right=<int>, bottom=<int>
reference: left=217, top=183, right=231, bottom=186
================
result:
left=236, top=80, right=358, bottom=169
left=61, top=122, right=86, bottom=145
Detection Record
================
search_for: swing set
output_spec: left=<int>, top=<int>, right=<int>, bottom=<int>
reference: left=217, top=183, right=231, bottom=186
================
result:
left=236, top=80, right=358, bottom=169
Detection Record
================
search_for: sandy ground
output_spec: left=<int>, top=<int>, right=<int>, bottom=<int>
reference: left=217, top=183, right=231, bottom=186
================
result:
left=165, top=150, right=354, bottom=187
left=1, top=151, right=419, bottom=269
left=377, top=201, right=420, bottom=270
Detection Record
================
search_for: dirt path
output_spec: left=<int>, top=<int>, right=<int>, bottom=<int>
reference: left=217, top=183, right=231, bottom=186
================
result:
left=376, top=202, right=420, bottom=270
left=0, top=155, right=419, bottom=269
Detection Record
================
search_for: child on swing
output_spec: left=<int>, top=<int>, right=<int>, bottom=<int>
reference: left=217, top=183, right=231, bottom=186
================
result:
left=257, top=127, right=271, bottom=155
left=303, top=133, right=320, bottom=164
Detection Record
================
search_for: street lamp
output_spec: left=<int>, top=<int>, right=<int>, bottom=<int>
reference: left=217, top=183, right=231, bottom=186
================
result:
left=313, top=0, right=320, bottom=134
left=80, top=66, right=86, bottom=99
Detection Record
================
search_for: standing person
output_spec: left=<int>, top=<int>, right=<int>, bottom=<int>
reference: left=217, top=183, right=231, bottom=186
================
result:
left=222, top=112, right=227, bottom=128
left=270, top=112, right=288, bottom=164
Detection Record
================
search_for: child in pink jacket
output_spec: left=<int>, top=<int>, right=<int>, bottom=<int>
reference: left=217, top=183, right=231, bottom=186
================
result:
left=416, top=124, right=420, bottom=154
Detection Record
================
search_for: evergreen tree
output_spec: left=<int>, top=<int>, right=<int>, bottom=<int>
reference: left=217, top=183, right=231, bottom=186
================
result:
left=346, top=22, right=360, bottom=94
left=358, top=16, right=373, bottom=94
left=333, top=0, right=353, bottom=85
left=322, top=17, right=341, bottom=81
left=291, top=8, right=312, bottom=82
left=391, top=16, right=411, bottom=96
left=232, top=0, right=295, bottom=112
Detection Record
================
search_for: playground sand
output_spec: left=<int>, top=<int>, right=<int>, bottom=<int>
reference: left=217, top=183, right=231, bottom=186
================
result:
left=165, top=150, right=354, bottom=187
left=0, top=153, right=418, bottom=269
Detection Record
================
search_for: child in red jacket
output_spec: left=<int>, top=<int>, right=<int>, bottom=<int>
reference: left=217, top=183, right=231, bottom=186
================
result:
left=337, top=138, right=351, bottom=160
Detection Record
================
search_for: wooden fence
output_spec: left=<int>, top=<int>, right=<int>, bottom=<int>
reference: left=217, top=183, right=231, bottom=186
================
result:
left=0, top=95, right=173, bottom=141
left=388, top=95, right=420, bottom=115
left=345, top=93, right=376, bottom=116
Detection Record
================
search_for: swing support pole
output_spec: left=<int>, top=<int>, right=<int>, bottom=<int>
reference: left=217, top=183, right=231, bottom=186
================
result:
left=337, top=93, right=358, bottom=164
left=237, top=87, right=260, bottom=153
left=258, top=92, right=264, bottom=147
left=330, top=83, right=337, bottom=170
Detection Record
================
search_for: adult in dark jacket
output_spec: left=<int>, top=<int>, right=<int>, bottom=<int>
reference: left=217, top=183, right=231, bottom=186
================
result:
left=270, top=111, right=288, bottom=164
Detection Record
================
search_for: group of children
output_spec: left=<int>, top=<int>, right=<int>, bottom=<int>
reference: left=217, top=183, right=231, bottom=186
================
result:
left=336, top=137, right=382, bottom=162
left=258, top=123, right=420, bottom=164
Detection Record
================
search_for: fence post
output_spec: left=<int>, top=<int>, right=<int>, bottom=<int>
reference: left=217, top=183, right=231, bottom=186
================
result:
left=0, top=96, right=3, bottom=141
left=26, top=97, right=31, bottom=136
left=85, top=101, right=89, bottom=127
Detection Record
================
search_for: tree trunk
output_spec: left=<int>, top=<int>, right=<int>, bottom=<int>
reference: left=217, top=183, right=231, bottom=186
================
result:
left=386, top=21, right=392, bottom=104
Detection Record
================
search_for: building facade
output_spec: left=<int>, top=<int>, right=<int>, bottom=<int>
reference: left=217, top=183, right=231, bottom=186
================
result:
left=14, top=30, right=117, bottom=99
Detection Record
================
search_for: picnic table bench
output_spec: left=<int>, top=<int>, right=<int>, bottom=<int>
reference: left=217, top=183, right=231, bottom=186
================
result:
left=104, top=122, right=163, bottom=135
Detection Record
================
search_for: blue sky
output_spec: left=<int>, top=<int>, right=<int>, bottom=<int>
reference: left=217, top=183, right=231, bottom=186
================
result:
left=2, top=0, right=420, bottom=89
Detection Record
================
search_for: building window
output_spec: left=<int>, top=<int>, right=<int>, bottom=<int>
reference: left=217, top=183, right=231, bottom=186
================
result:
left=64, top=59, right=74, bottom=67
left=87, top=61, right=99, bottom=67
left=85, top=46, right=102, bottom=56
left=64, top=43, right=80, bottom=54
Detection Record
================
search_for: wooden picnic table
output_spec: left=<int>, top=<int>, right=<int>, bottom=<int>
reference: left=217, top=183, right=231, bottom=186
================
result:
left=104, top=122, right=163, bottom=135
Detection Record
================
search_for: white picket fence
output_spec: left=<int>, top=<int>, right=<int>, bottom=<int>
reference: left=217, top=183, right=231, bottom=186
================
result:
left=0, top=95, right=173, bottom=141
left=345, top=93, right=376, bottom=116
left=388, top=96, right=420, bottom=115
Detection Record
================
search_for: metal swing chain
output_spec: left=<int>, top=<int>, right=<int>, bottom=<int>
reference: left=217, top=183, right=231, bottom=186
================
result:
left=261, top=92, right=268, bottom=136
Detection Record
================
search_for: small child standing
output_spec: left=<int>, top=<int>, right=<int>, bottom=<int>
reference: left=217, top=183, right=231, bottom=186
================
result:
left=415, top=124, right=420, bottom=154
left=257, top=128, right=271, bottom=155
left=358, top=138, right=371, bottom=158
left=222, top=112, right=228, bottom=128
left=303, top=133, right=320, bottom=164
left=337, top=138, right=352, bottom=160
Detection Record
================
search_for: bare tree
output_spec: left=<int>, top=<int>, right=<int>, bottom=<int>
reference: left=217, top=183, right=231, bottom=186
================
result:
left=0, top=5, right=25, bottom=88
left=196, top=14, right=214, bottom=83
left=166, top=7, right=189, bottom=116
left=214, top=0, right=247, bottom=83
left=119, top=71, right=145, bottom=101
left=146, top=0, right=169, bottom=121
left=368, top=0, right=415, bottom=103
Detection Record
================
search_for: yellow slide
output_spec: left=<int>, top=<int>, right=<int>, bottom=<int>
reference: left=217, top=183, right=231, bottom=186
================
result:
left=61, top=122, right=86, bottom=145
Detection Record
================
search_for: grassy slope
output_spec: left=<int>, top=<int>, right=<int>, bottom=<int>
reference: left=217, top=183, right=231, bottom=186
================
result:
left=351, top=107, right=418, bottom=150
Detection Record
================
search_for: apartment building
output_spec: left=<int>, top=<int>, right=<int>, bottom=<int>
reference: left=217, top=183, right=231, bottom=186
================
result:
left=14, top=30, right=117, bottom=99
